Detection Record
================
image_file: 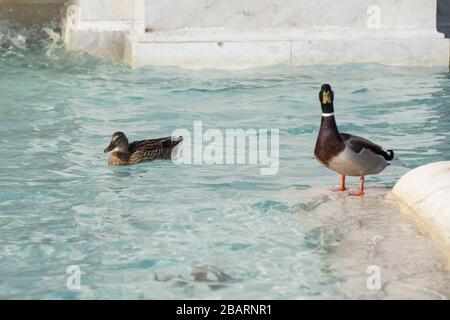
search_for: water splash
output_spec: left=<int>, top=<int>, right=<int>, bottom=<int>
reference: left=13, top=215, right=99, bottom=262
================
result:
left=42, top=27, right=64, bottom=58
left=0, top=21, right=63, bottom=60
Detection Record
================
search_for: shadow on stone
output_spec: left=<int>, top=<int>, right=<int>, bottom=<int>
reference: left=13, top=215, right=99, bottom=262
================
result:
left=437, top=0, right=450, bottom=38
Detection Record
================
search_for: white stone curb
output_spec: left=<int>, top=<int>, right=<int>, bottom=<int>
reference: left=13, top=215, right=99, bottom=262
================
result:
left=392, top=161, right=450, bottom=255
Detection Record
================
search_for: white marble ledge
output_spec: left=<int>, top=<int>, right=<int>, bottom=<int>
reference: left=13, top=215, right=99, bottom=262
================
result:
left=79, top=0, right=134, bottom=21
left=75, top=21, right=135, bottom=31
left=392, top=161, right=450, bottom=255
left=130, top=40, right=291, bottom=69
left=138, top=27, right=446, bottom=43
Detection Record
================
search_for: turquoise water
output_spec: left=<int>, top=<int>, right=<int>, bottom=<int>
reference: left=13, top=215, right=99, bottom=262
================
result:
left=0, top=23, right=449, bottom=299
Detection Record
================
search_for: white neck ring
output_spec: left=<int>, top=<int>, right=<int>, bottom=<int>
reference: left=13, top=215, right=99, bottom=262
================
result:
left=322, top=112, right=334, bottom=117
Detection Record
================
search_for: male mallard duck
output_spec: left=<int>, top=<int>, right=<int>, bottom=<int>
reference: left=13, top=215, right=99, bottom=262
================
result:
left=314, top=84, right=394, bottom=196
left=104, top=132, right=183, bottom=165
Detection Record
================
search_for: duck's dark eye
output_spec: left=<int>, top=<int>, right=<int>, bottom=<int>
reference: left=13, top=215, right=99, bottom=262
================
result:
left=112, top=132, right=124, bottom=141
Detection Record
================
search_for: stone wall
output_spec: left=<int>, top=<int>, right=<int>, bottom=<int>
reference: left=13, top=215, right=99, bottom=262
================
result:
left=144, top=0, right=438, bottom=31
left=0, top=0, right=65, bottom=25
left=3, top=0, right=446, bottom=69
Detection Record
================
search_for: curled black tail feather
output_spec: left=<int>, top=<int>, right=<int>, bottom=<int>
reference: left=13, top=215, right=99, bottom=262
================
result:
left=171, top=136, right=183, bottom=147
left=382, top=149, right=394, bottom=161
left=161, top=136, right=183, bottom=149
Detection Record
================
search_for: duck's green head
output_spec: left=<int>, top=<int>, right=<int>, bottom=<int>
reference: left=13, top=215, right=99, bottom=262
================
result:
left=319, top=84, right=334, bottom=114
left=104, top=131, right=129, bottom=153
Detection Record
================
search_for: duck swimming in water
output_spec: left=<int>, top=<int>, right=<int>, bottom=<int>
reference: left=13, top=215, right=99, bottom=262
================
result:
left=104, top=132, right=183, bottom=165
left=314, top=84, right=394, bottom=196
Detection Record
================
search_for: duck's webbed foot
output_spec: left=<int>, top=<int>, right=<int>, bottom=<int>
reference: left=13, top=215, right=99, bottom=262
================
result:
left=331, top=175, right=347, bottom=192
left=349, top=176, right=365, bottom=196
left=349, top=190, right=365, bottom=196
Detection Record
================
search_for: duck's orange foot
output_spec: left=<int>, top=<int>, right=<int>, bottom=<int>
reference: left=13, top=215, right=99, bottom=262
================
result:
left=348, top=176, right=365, bottom=196
left=331, top=175, right=347, bottom=192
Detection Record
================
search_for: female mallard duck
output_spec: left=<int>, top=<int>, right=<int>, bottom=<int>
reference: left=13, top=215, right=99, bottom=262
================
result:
left=104, top=132, right=183, bottom=165
left=314, top=84, right=394, bottom=196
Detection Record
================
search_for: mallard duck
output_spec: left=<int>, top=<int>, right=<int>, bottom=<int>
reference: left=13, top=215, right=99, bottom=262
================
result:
left=314, top=84, right=394, bottom=196
left=104, top=132, right=183, bottom=165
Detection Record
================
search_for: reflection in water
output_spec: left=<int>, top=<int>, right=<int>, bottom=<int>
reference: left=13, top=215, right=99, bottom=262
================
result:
left=154, top=264, right=241, bottom=291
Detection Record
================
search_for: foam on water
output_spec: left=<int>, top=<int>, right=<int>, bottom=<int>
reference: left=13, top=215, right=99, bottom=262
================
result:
left=0, top=23, right=449, bottom=299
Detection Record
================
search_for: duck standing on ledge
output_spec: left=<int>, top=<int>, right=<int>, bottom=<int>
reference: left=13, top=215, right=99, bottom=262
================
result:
left=104, top=132, right=183, bottom=165
left=314, top=84, right=394, bottom=196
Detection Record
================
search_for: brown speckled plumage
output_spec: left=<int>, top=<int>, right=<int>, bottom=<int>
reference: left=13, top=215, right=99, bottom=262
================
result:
left=104, top=132, right=183, bottom=166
